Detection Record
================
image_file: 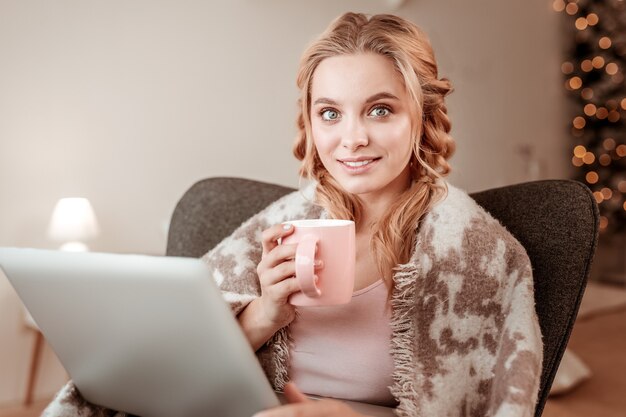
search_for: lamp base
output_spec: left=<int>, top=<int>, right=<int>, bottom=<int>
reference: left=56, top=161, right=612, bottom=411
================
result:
left=59, top=241, right=89, bottom=252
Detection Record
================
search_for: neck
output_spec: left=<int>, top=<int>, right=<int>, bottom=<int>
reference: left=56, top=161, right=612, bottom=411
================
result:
left=356, top=176, right=413, bottom=233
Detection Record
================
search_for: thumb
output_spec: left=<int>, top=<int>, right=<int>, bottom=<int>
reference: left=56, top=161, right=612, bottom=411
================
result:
left=283, top=382, right=310, bottom=403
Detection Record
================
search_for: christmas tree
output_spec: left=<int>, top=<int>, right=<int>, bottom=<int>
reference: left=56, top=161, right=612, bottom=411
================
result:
left=555, top=0, right=626, bottom=235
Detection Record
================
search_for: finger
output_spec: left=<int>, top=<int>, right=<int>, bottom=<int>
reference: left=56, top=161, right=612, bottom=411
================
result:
left=283, top=382, right=310, bottom=404
left=260, top=261, right=296, bottom=287
left=263, top=243, right=297, bottom=269
left=268, top=277, right=301, bottom=301
left=261, top=223, right=295, bottom=256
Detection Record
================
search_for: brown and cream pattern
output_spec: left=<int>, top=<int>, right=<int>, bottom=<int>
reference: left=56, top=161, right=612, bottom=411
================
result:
left=42, top=183, right=542, bottom=417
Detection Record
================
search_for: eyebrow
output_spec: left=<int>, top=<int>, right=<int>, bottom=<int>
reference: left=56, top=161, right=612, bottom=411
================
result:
left=312, top=92, right=400, bottom=106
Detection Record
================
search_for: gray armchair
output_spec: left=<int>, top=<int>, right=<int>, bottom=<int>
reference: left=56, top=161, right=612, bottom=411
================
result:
left=166, top=177, right=599, bottom=417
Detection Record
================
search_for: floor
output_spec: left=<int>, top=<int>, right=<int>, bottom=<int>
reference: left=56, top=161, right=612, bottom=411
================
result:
left=0, top=400, right=49, bottom=417
left=542, top=308, right=626, bottom=417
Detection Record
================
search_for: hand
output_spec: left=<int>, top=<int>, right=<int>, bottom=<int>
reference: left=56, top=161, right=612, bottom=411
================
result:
left=253, top=383, right=371, bottom=417
left=255, top=223, right=301, bottom=329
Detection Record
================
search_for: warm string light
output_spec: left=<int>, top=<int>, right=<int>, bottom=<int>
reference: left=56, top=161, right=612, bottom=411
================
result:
left=600, top=216, right=608, bottom=230
left=553, top=0, right=566, bottom=13
left=562, top=61, right=574, bottom=74
left=573, top=116, right=586, bottom=128
left=599, top=154, right=612, bottom=166
left=604, top=138, right=617, bottom=150
left=592, top=56, right=605, bottom=68
left=599, top=37, right=612, bottom=49
left=606, top=62, right=619, bottom=75
left=565, top=2, right=578, bottom=15
left=587, top=13, right=599, bottom=26
left=581, top=88, right=593, bottom=99
left=568, top=76, right=583, bottom=89
left=584, top=103, right=597, bottom=115
left=557, top=1, right=626, bottom=232
left=586, top=171, right=599, bottom=184
left=593, top=191, right=604, bottom=204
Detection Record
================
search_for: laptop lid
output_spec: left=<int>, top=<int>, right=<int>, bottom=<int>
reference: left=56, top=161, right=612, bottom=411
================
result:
left=0, top=247, right=280, bottom=417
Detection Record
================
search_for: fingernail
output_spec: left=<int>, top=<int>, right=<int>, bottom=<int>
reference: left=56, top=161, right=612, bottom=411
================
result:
left=282, top=223, right=292, bottom=230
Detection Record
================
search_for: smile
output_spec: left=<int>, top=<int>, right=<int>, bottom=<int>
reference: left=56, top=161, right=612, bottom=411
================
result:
left=342, top=160, right=375, bottom=167
left=338, top=157, right=381, bottom=173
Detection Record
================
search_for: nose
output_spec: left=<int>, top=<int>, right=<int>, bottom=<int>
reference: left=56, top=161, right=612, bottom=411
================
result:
left=341, top=117, right=368, bottom=150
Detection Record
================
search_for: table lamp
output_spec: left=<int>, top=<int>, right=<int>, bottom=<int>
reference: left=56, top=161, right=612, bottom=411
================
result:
left=47, top=197, right=100, bottom=251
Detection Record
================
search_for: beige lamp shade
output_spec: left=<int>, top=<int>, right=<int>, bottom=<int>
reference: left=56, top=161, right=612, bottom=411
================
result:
left=47, top=198, right=100, bottom=251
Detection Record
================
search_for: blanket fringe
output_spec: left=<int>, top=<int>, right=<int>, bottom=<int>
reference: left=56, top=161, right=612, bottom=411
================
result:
left=389, top=257, right=422, bottom=417
left=269, top=327, right=291, bottom=391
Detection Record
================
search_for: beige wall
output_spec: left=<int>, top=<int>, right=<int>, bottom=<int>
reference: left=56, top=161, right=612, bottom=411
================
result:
left=0, top=0, right=566, bottom=406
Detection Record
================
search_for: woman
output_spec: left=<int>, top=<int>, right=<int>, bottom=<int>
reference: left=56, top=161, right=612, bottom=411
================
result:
left=43, top=11, right=542, bottom=417
left=208, top=11, right=542, bottom=417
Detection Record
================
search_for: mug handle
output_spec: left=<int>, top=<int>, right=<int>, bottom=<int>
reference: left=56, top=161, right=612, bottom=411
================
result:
left=295, top=235, right=322, bottom=298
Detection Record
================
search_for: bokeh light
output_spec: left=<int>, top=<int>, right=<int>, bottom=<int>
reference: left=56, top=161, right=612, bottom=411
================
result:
left=575, top=17, right=588, bottom=30
left=594, top=191, right=604, bottom=204
left=573, top=116, right=586, bottom=129
left=553, top=0, right=566, bottom=12
left=569, top=76, right=583, bottom=89
left=599, top=37, right=612, bottom=49
left=562, top=61, right=574, bottom=74
left=600, top=216, right=608, bottom=229
left=587, top=13, right=599, bottom=26
left=582, top=88, right=594, bottom=99
left=599, top=154, right=612, bottom=166
left=574, top=145, right=587, bottom=157
left=592, top=56, right=605, bottom=68
left=566, top=2, right=579, bottom=15
left=583, top=152, right=596, bottom=164
left=584, top=103, right=597, bottom=115
left=603, top=138, right=616, bottom=150
left=606, top=62, right=619, bottom=75
left=586, top=171, right=599, bottom=184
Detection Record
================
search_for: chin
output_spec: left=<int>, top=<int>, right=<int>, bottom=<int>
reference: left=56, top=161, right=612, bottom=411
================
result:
left=332, top=177, right=382, bottom=196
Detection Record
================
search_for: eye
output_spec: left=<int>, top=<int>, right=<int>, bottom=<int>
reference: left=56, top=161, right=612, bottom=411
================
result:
left=320, top=109, right=340, bottom=121
left=369, top=106, right=391, bottom=118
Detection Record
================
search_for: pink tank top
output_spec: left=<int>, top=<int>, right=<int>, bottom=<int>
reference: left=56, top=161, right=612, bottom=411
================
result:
left=288, top=279, right=398, bottom=407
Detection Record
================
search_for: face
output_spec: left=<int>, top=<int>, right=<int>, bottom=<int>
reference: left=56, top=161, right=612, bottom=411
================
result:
left=309, top=53, right=414, bottom=203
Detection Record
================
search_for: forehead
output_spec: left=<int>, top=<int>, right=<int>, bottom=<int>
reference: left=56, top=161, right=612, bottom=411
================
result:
left=310, top=53, right=407, bottom=102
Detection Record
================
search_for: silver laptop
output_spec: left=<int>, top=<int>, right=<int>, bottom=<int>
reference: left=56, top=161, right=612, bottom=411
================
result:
left=0, top=248, right=396, bottom=417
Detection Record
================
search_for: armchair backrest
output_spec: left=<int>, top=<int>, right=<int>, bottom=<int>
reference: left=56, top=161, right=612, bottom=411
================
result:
left=166, top=177, right=599, bottom=417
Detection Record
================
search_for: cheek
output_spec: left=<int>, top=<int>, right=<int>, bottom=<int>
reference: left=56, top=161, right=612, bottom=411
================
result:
left=373, top=118, right=413, bottom=157
left=311, top=124, right=336, bottom=158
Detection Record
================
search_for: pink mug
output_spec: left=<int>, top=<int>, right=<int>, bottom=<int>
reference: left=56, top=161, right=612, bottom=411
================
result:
left=282, top=219, right=355, bottom=306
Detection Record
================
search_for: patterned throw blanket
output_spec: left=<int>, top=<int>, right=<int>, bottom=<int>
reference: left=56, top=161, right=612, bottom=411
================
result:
left=42, top=182, right=542, bottom=417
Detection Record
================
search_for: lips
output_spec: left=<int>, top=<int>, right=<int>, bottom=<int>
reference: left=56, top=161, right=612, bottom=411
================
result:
left=342, top=159, right=376, bottom=167
left=338, top=157, right=381, bottom=167
left=337, top=157, right=381, bottom=172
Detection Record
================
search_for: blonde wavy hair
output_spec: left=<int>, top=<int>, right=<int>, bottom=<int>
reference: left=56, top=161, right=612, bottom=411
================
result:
left=293, top=12, right=456, bottom=290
